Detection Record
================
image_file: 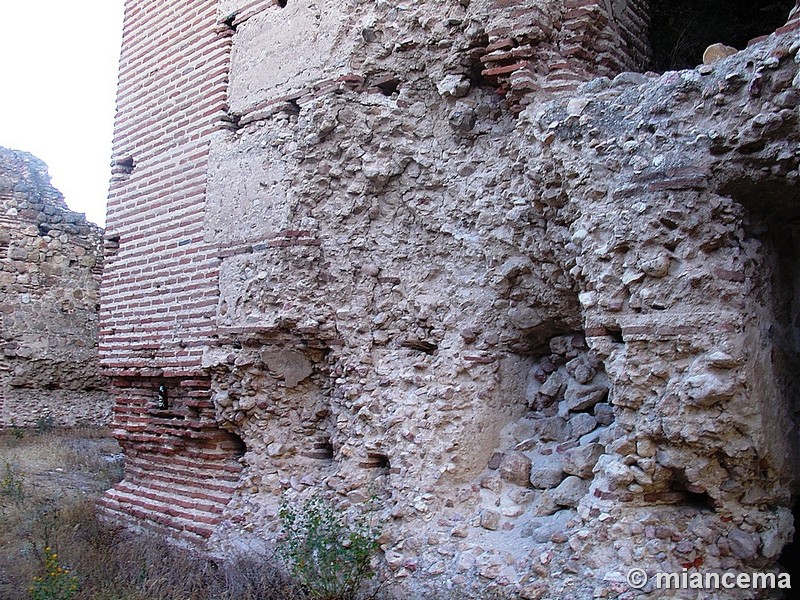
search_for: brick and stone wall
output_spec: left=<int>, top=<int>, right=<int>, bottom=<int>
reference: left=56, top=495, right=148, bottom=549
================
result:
left=102, top=0, right=800, bottom=596
left=0, top=147, right=111, bottom=427
left=98, top=0, right=244, bottom=542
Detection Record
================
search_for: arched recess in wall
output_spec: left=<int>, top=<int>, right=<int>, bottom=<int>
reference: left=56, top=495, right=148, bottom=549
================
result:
left=721, top=178, right=800, bottom=580
left=647, top=0, right=797, bottom=71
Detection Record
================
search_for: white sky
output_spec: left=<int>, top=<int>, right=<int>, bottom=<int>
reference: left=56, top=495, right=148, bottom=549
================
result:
left=0, top=1, right=125, bottom=227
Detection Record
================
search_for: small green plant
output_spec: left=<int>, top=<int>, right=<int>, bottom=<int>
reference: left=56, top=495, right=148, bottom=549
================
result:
left=29, top=547, right=78, bottom=600
left=35, top=415, right=54, bottom=434
left=278, top=494, right=380, bottom=600
left=11, top=425, right=25, bottom=440
left=0, top=462, right=25, bottom=506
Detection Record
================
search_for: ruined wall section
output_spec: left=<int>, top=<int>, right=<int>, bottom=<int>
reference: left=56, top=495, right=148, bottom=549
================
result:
left=200, top=1, right=800, bottom=598
left=105, top=0, right=800, bottom=597
left=527, top=26, right=800, bottom=597
left=475, top=0, right=651, bottom=106
left=98, top=0, right=245, bottom=542
left=0, top=147, right=110, bottom=427
left=206, top=78, right=590, bottom=536
left=217, top=0, right=653, bottom=125
left=204, top=0, right=641, bottom=592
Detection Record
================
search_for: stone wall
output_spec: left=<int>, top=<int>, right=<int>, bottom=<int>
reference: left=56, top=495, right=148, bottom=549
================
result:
left=101, top=0, right=800, bottom=597
left=0, top=147, right=111, bottom=427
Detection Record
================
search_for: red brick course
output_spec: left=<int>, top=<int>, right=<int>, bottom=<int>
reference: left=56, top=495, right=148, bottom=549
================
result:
left=100, top=0, right=242, bottom=541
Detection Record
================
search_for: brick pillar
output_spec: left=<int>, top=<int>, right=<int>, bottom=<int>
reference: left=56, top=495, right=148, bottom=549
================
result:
left=98, top=0, right=241, bottom=542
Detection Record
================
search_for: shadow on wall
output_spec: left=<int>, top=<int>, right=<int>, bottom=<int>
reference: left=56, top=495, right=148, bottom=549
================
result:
left=648, top=0, right=797, bottom=71
left=723, top=177, right=800, bottom=581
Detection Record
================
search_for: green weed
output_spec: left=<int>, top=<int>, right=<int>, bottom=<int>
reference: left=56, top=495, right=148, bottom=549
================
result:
left=29, top=547, right=79, bottom=600
left=1, top=461, right=25, bottom=506
left=278, top=494, right=381, bottom=600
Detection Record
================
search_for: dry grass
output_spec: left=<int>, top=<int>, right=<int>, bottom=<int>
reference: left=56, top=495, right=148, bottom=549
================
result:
left=0, top=429, right=508, bottom=600
left=0, top=428, right=301, bottom=600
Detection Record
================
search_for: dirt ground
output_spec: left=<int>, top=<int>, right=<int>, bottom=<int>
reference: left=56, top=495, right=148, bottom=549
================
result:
left=0, top=427, right=123, bottom=598
left=0, top=428, right=302, bottom=600
left=0, top=427, right=123, bottom=499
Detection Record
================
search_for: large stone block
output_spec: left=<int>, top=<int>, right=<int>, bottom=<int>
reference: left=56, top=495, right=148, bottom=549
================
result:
left=227, top=0, right=358, bottom=114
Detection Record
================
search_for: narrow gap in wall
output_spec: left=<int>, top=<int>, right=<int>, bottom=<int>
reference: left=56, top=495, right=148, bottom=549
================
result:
left=283, top=98, right=301, bottom=115
left=725, top=180, right=800, bottom=445
left=317, top=440, right=334, bottom=460
left=222, top=13, right=237, bottom=32
left=156, top=383, right=169, bottom=410
left=116, top=157, right=135, bottom=175
left=228, top=431, right=247, bottom=459
left=511, top=322, right=579, bottom=356
left=669, top=470, right=716, bottom=511
left=606, top=326, right=624, bottom=344
left=659, top=217, right=679, bottom=231
left=462, top=35, right=493, bottom=90
left=400, top=339, right=438, bottom=354
left=104, top=234, right=121, bottom=258
left=790, top=222, right=800, bottom=372
left=682, top=490, right=716, bottom=511
left=302, top=439, right=335, bottom=460
left=222, top=107, right=242, bottom=131
left=230, top=113, right=242, bottom=129
left=647, top=0, right=797, bottom=72
left=779, top=219, right=800, bottom=580
left=374, top=76, right=401, bottom=97
left=729, top=178, right=800, bottom=578
left=360, top=452, right=390, bottom=470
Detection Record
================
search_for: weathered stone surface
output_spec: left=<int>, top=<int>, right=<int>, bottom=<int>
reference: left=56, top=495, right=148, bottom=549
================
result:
left=0, top=147, right=110, bottom=427
left=521, top=509, right=576, bottom=543
left=703, top=43, right=738, bottom=65
left=550, top=476, right=590, bottom=508
left=539, top=371, right=566, bottom=398
left=479, top=510, right=500, bottom=531
left=532, top=416, right=573, bottom=443
left=563, top=443, right=604, bottom=479
left=568, top=413, right=597, bottom=439
left=593, top=403, right=615, bottom=426
left=499, top=452, right=533, bottom=488
left=564, top=381, right=608, bottom=412
left=100, top=0, right=800, bottom=598
left=529, top=453, right=565, bottom=489
left=260, top=350, right=313, bottom=387
left=727, top=528, right=760, bottom=560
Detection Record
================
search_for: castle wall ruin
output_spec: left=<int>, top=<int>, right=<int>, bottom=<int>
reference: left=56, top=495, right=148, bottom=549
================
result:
left=101, top=1, right=800, bottom=597
left=0, top=147, right=111, bottom=428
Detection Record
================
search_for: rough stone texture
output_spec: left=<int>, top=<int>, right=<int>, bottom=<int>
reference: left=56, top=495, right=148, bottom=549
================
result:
left=97, top=0, right=250, bottom=543
left=0, top=147, right=111, bottom=427
left=101, top=0, right=800, bottom=597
